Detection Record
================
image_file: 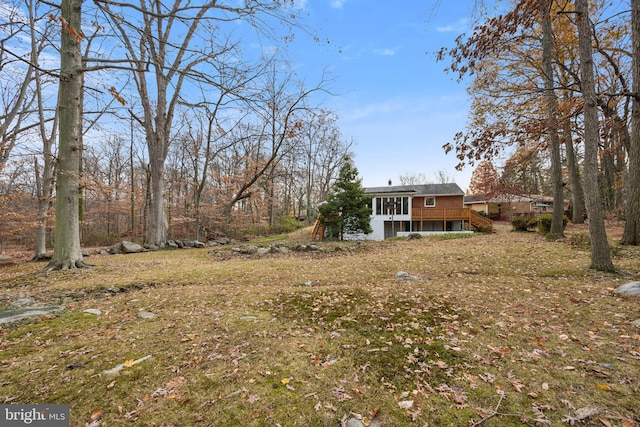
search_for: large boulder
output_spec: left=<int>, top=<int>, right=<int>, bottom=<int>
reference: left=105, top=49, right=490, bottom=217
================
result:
left=0, top=306, right=64, bottom=325
left=614, top=282, right=640, bottom=297
left=121, top=241, right=144, bottom=254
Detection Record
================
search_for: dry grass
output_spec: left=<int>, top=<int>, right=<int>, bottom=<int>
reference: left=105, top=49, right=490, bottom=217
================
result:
left=0, top=223, right=639, bottom=426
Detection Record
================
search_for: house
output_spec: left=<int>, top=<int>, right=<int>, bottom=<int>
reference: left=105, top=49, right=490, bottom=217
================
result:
left=313, top=183, right=492, bottom=241
left=464, top=193, right=569, bottom=220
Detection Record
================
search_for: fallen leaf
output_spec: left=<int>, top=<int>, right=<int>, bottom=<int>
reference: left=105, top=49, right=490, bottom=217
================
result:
left=598, top=418, right=613, bottom=427
left=507, top=373, right=526, bottom=392
left=90, top=409, right=103, bottom=421
left=596, top=384, right=611, bottom=391
left=562, top=406, right=602, bottom=425
left=123, top=359, right=135, bottom=368
left=166, top=376, right=185, bottom=390
left=453, top=390, right=468, bottom=405
left=398, top=400, right=414, bottom=409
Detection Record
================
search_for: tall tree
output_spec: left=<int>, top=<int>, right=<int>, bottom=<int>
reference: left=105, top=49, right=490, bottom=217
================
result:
left=574, top=0, right=615, bottom=271
left=540, top=0, right=566, bottom=235
left=30, top=0, right=58, bottom=261
left=46, top=0, right=89, bottom=270
left=467, top=161, right=500, bottom=195
left=621, top=0, right=640, bottom=245
left=318, top=158, right=372, bottom=240
left=96, top=0, right=307, bottom=248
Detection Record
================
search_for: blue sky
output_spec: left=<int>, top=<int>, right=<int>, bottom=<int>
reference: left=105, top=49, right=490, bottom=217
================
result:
left=287, top=1, right=479, bottom=190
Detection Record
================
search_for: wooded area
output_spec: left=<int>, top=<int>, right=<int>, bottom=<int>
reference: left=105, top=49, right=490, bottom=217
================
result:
left=0, top=0, right=351, bottom=263
left=441, top=0, right=640, bottom=271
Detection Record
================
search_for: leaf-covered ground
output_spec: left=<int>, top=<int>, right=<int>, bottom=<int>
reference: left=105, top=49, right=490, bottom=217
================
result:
left=0, top=223, right=639, bottom=426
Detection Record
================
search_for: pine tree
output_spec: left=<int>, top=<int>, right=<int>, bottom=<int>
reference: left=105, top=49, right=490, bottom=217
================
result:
left=319, top=158, right=372, bottom=240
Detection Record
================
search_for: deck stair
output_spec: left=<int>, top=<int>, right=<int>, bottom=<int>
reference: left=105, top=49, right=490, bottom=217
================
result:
left=468, top=210, right=493, bottom=232
left=311, top=218, right=325, bottom=242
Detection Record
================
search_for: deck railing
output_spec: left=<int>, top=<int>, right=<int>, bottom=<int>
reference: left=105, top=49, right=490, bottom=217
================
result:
left=410, top=207, right=493, bottom=232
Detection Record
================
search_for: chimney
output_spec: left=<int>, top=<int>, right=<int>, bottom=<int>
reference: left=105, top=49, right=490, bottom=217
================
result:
left=388, top=179, right=392, bottom=186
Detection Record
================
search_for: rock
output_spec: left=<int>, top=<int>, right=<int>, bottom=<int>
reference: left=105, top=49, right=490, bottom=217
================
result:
left=256, top=247, right=270, bottom=255
left=9, top=298, right=35, bottom=308
left=0, top=255, right=16, bottom=267
left=166, top=240, right=179, bottom=249
left=613, top=282, right=640, bottom=297
left=346, top=417, right=383, bottom=427
left=182, top=240, right=194, bottom=248
left=193, top=240, right=206, bottom=248
left=137, top=311, right=157, bottom=319
left=271, top=245, right=289, bottom=254
left=0, top=306, right=64, bottom=325
left=632, top=319, right=640, bottom=327
left=83, top=309, right=102, bottom=315
left=217, top=237, right=231, bottom=245
left=121, top=241, right=144, bottom=254
left=396, top=271, right=418, bottom=282
left=99, top=249, right=111, bottom=256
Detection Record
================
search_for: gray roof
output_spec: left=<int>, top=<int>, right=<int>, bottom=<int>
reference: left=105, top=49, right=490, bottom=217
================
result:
left=364, top=183, right=464, bottom=196
left=463, top=194, right=488, bottom=204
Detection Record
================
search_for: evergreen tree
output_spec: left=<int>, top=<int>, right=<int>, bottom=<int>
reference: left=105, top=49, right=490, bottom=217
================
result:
left=319, top=158, right=372, bottom=240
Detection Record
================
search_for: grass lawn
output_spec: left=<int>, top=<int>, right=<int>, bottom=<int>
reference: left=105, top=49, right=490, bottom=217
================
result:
left=0, top=223, right=639, bottom=426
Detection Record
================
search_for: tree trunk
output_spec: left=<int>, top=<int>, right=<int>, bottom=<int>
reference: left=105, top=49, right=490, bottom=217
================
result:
left=33, top=156, right=54, bottom=260
left=146, top=150, right=167, bottom=248
left=541, top=1, right=565, bottom=235
left=575, top=0, right=615, bottom=271
left=46, top=0, right=89, bottom=270
left=621, top=0, right=640, bottom=245
left=561, top=109, right=585, bottom=223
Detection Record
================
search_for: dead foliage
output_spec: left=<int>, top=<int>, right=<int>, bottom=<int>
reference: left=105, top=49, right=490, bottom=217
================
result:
left=0, top=222, right=638, bottom=426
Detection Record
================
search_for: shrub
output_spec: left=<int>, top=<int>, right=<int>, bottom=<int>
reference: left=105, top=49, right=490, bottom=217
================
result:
left=272, top=215, right=305, bottom=234
left=511, top=216, right=537, bottom=232
left=537, top=214, right=568, bottom=234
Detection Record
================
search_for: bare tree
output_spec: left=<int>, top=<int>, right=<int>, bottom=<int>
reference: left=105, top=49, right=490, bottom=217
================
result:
left=540, top=0, right=566, bottom=235
left=45, top=0, right=90, bottom=270
left=574, top=0, right=615, bottom=271
left=221, top=61, right=329, bottom=222
left=621, top=0, right=640, bottom=245
left=0, top=0, right=39, bottom=173
left=95, top=0, right=307, bottom=248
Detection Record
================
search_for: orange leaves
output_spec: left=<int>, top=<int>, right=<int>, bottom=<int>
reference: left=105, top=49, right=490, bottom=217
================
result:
left=109, top=87, right=127, bottom=106
left=49, top=14, right=85, bottom=43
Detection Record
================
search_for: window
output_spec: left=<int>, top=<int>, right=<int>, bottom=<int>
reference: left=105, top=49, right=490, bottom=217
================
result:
left=424, top=197, right=435, bottom=207
left=375, top=196, right=408, bottom=215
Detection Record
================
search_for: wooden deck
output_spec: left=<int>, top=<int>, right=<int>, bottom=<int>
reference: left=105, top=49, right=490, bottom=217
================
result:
left=411, top=207, right=493, bottom=232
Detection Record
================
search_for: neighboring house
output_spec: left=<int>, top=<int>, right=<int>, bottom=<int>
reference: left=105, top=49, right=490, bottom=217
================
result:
left=464, top=193, right=569, bottom=220
left=338, top=183, right=492, bottom=241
